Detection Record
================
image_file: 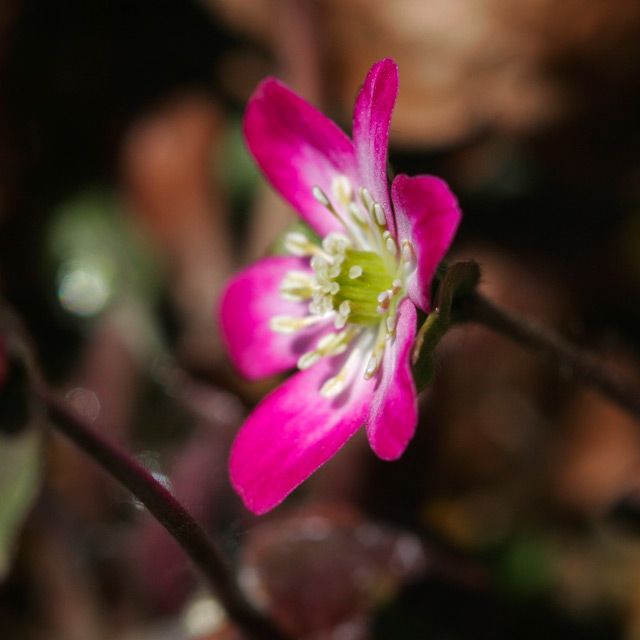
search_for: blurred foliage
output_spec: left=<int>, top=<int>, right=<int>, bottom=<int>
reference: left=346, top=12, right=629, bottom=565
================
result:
left=0, top=427, right=40, bottom=581
left=47, top=188, right=162, bottom=321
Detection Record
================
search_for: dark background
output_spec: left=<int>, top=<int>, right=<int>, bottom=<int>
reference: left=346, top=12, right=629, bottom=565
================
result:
left=1, top=1, right=640, bottom=638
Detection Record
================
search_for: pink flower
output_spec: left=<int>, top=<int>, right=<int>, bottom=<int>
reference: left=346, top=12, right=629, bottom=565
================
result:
left=220, top=59, right=461, bottom=514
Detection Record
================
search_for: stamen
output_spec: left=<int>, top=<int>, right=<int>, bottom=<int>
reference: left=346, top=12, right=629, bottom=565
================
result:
left=334, top=300, right=351, bottom=329
left=332, top=175, right=353, bottom=205
left=316, top=330, right=348, bottom=355
left=372, top=203, right=386, bottom=227
left=284, top=232, right=316, bottom=256
left=348, top=202, right=368, bottom=225
left=338, top=300, right=351, bottom=316
left=322, top=232, right=351, bottom=255
left=270, top=315, right=324, bottom=334
left=280, top=271, right=314, bottom=300
left=382, top=231, right=398, bottom=256
left=392, top=279, right=403, bottom=294
left=297, top=350, right=321, bottom=370
left=348, top=265, right=363, bottom=279
left=359, top=187, right=374, bottom=213
left=386, top=316, right=396, bottom=335
left=320, top=375, right=346, bottom=398
left=320, top=343, right=363, bottom=398
left=401, top=240, right=416, bottom=265
left=364, top=354, right=379, bottom=379
left=312, top=186, right=331, bottom=208
left=377, top=291, right=391, bottom=313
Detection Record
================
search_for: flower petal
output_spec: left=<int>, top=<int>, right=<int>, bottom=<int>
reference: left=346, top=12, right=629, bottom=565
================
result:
left=230, top=355, right=374, bottom=513
left=244, top=78, right=358, bottom=237
left=219, top=256, right=332, bottom=380
left=391, top=174, right=461, bottom=311
left=353, top=58, right=398, bottom=233
left=366, top=298, right=418, bottom=460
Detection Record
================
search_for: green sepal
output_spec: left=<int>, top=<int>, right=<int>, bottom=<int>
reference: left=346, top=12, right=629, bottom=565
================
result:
left=412, top=260, right=480, bottom=391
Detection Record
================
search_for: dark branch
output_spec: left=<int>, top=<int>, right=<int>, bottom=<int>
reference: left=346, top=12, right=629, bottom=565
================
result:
left=39, top=387, right=290, bottom=640
left=461, top=292, right=640, bottom=419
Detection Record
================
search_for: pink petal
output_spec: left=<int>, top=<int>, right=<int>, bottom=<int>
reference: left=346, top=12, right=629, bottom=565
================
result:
left=244, top=78, right=358, bottom=237
left=352, top=58, right=399, bottom=234
left=219, top=256, right=332, bottom=380
left=391, top=174, right=461, bottom=311
left=366, top=298, right=418, bottom=460
left=230, top=355, right=374, bottom=514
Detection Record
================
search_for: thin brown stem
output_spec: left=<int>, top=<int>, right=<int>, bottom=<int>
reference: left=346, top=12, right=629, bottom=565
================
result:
left=461, top=291, right=640, bottom=419
left=39, top=387, right=290, bottom=640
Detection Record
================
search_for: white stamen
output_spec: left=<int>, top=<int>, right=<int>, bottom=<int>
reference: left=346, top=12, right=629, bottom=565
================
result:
left=372, top=202, right=386, bottom=226
left=348, top=202, right=368, bottom=224
left=401, top=240, right=415, bottom=264
left=386, top=316, right=396, bottom=334
left=334, top=301, right=351, bottom=329
left=328, top=282, right=340, bottom=295
left=320, top=343, right=363, bottom=398
left=270, top=315, right=323, bottom=334
left=334, top=315, right=348, bottom=329
left=320, top=375, right=346, bottom=398
left=280, top=271, right=314, bottom=300
left=360, top=187, right=374, bottom=212
left=284, top=232, right=314, bottom=256
left=392, top=279, right=403, bottom=294
left=322, top=232, right=351, bottom=255
left=348, top=265, right=363, bottom=279
left=332, top=175, right=353, bottom=205
left=377, top=290, right=391, bottom=314
left=338, top=300, right=351, bottom=316
left=383, top=231, right=398, bottom=256
left=316, top=330, right=349, bottom=356
left=364, top=354, right=379, bottom=379
left=312, top=185, right=331, bottom=208
left=298, top=350, right=321, bottom=370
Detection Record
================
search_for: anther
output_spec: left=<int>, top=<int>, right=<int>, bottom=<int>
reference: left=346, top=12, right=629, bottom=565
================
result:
left=364, top=354, right=379, bottom=379
left=280, top=271, right=314, bottom=300
left=401, top=240, right=416, bottom=264
left=348, top=202, right=368, bottom=224
left=334, top=300, right=351, bottom=329
left=316, top=331, right=349, bottom=356
left=376, top=291, right=391, bottom=313
left=312, top=185, right=331, bottom=208
left=382, top=231, right=398, bottom=256
left=298, top=350, right=321, bottom=370
left=392, top=279, right=403, bottom=294
left=284, top=232, right=313, bottom=256
left=332, top=175, right=353, bottom=205
left=386, top=316, right=396, bottom=335
left=270, top=315, right=322, bottom=334
left=359, top=187, right=374, bottom=212
left=320, top=375, right=346, bottom=398
left=372, top=202, right=386, bottom=227
left=348, top=265, right=363, bottom=279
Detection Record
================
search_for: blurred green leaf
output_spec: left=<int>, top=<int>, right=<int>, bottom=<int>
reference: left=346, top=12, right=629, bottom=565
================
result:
left=47, top=188, right=162, bottom=319
left=494, top=535, right=556, bottom=598
left=0, top=428, right=41, bottom=580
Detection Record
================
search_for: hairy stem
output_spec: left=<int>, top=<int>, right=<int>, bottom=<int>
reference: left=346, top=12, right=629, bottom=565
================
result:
left=461, top=292, right=640, bottom=419
left=40, top=387, right=290, bottom=640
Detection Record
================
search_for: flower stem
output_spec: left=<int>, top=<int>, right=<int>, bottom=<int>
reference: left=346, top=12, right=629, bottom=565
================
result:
left=460, top=291, right=640, bottom=419
left=39, top=386, right=290, bottom=640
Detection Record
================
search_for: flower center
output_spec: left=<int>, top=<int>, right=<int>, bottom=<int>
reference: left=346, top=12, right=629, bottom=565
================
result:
left=270, top=175, right=416, bottom=395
